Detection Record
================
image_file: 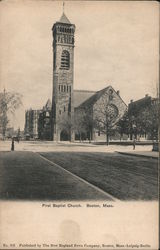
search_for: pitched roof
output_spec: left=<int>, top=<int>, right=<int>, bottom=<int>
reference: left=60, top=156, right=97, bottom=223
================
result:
left=77, top=86, right=128, bottom=109
left=74, top=90, right=96, bottom=107
left=41, top=87, right=127, bottom=111
left=77, top=86, right=110, bottom=108
left=59, top=12, right=71, bottom=24
left=41, top=91, right=95, bottom=110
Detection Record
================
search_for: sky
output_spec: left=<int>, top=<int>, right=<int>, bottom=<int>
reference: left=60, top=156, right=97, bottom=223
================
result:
left=0, top=0, right=159, bottom=130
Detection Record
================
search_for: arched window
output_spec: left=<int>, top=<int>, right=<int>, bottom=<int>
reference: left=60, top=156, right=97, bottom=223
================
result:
left=60, top=50, right=70, bottom=70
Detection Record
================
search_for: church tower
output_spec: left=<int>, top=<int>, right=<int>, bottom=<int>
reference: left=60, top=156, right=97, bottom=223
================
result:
left=51, top=9, right=75, bottom=141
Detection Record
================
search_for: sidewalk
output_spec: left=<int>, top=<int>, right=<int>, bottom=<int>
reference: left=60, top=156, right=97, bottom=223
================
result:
left=0, top=140, right=154, bottom=153
left=116, top=150, right=158, bottom=159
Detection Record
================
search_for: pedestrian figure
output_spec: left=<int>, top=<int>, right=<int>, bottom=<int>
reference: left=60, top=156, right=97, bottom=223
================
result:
left=133, top=138, right=136, bottom=150
left=11, top=138, right=14, bottom=151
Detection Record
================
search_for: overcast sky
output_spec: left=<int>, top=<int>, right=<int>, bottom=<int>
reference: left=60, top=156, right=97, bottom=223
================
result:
left=0, top=0, right=159, bottom=129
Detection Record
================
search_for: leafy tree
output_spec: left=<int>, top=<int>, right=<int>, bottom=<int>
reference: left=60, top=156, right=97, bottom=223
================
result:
left=0, top=89, right=22, bottom=139
left=116, top=111, right=130, bottom=140
left=118, top=106, right=159, bottom=141
left=135, top=104, right=159, bottom=140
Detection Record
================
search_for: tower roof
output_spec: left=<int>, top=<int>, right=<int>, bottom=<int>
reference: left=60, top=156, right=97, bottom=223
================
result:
left=59, top=12, right=71, bottom=24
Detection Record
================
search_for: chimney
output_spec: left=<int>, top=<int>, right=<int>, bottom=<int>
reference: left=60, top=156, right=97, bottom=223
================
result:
left=145, top=94, right=148, bottom=97
left=117, top=90, right=120, bottom=96
left=130, top=99, right=133, bottom=103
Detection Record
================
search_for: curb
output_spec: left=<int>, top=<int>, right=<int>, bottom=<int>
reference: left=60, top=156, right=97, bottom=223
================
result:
left=116, top=151, right=158, bottom=159
left=38, top=153, right=119, bottom=202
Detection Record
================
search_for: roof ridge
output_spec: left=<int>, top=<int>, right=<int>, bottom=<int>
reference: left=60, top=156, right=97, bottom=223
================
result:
left=74, top=89, right=96, bottom=93
left=78, top=86, right=110, bottom=108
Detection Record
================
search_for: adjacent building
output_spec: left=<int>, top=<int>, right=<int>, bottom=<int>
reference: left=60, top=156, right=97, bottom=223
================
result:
left=128, top=94, right=159, bottom=140
left=24, top=109, right=41, bottom=139
left=38, top=99, right=52, bottom=140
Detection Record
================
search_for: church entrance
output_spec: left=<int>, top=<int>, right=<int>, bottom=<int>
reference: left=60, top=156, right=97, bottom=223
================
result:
left=60, top=130, right=70, bottom=141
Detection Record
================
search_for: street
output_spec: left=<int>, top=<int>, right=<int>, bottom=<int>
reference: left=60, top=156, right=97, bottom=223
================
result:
left=0, top=141, right=158, bottom=201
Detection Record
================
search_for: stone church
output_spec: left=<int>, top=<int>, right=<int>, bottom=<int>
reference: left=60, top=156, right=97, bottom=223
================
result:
left=24, top=11, right=127, bottom=141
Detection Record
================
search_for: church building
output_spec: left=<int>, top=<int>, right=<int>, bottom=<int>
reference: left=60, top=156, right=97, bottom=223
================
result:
left=24, top=10, right=127, bottom=141
left=51, top=11, right=127, bottom=142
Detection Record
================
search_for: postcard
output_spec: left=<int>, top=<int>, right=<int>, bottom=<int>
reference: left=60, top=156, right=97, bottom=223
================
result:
left=0, top=1, right=159, bottom=249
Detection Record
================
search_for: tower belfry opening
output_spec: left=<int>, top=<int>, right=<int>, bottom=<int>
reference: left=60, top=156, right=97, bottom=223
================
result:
left=51, top=8, right=75, bottom=141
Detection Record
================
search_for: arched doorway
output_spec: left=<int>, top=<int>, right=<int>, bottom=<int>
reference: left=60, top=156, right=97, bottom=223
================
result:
left=60, top=130, right=70, bottom=141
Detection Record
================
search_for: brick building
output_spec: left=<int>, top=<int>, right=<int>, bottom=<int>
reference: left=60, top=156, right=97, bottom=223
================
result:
left=38, top=99, right=52, bottom=140
left=24, top=109, right=41, bottom=139
left=128, top=95, right=159, bottom=140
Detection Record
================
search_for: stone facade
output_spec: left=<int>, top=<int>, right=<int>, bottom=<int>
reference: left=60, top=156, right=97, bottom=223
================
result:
left=93, top=87, right=127, bottom=126
left=93, top=87, right=127, bottom=141
left=52, top=13, right=75, bottom=141
left=24, top=86, right=127, bottom=141
left=76, top=86, right=127, bottom=141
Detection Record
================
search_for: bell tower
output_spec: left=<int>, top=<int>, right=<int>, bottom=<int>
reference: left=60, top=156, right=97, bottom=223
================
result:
left=52, top=10, right=75, bottom=141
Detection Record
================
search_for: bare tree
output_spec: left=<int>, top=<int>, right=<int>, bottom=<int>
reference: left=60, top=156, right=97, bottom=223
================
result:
left=93, top=93, right=119, bottom=145
left=74, top=110, right=87, bottom=141
left=57, top=115, right=74, bottom=141
left=0, top=89, right=22, bottom=139
left=84, top=109, right=96, bottom=142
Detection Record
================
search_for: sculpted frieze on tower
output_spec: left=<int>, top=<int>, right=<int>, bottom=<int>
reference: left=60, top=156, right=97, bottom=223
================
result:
left=53, top=23, right=75, bottom=46
left=55, top=33, right=74, bottom=45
